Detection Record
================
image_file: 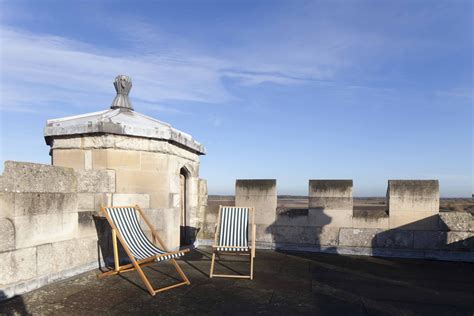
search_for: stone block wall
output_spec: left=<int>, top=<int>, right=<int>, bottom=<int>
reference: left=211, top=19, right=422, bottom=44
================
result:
left=49, top=134, right=204, bottom=250
left=308, top=180, right=353, bottom=228
left=387, top=180, right=439, bottom=229
left=198, top=179, right=473, bottom=262
left=0, top=161, right=117, bottom=299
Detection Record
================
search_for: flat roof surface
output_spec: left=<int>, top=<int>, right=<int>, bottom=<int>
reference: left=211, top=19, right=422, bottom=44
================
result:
left=1, top=246, right=473, bottom=315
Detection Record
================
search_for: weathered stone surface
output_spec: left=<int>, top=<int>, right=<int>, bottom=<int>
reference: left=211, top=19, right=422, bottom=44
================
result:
left=309, top=209, right=352, bottom=228
left=139, top=151, right=169, bottom=171
left=53, top=149, right=86, bottom=169
left=198, top=179, right=208, bottom=197
left=0, top=192, right=15, bottom=218
left=112, top=194, right=150, bottom=208
left=235, top=179, right=277, bottom=225
left=0, top=218, right=15, bottom=252
left=309, top=180, right=353, bottom=196
left=83, top=135, right=119, bottom=149
left=51, top=137, right=82, bottom=149
left=13, top=193, right=78, bottom=216
left=274, top=208, right=311, bottom=226
left=156, top=208, right=179, bottom=250
left=339, top=228, right=380, bottom=247
left=1, top=161, right=77, bottom=193
left=255, top=224, right=274, bottom=243
left=139, top=208, right=164, bottom=231
left=49, top=238, right=97, bottom=273
left=199, top=222, right=217, bottom=239
left=77, top=193, right=95, bottom=210
left=14, top=213, right=78, bottom=249
left=375, top=230, right=414, bottom=249
left=413, top=231, right=446, bottom=249
left=352, top=216, right=389, bottom=229
left=389, top=212, right=441, bottom=230
left=78, top=211, right=100, bottom=238
left=76, top=169, right=116, bottom=193
left=446, top=232, right=474, bottom=251
left=309, top=197, right=353, bottom=210
left=439, top=212, right=473, bottom=232
left=271, top=225, right=316, bottom=244
left=236, top=179, right=276, bottom=193
left=308, top=180, right=353, bottom=210
left=53, top=135, right=201, bottom=162
left=0, top=247, right=37, bottom=285
left=387, top=180, right=439, bottom=214
left=36, top=244, right=54, bottom=276
left=115, top=169, right=162, bottom=193
left=94, top=193, right=113, bottom=211
left=414, top=231, right=473, bottom=251
left=170, top=192, right=181, bottom=208
left=316, top=227, right=340, bottom=246
left=104, top=150, right=141, bottom=170
left=84, top=150, right=92, bottom=169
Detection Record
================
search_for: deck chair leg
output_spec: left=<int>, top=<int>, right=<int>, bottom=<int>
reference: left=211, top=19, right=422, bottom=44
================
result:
left=171, top=259, right=191, bottom=285
left=209, top=252, right=216, bottom=278
left=133, top=261, right=156, bottom=296
left=112, top=229, right=120, bottom=272
left=250, top=252, right=254, bottom=280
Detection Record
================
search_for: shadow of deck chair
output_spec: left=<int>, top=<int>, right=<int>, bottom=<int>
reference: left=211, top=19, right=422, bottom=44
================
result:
left=209, top=206, right=256, bottom=279
left=98, top=205, right=190, bottom=296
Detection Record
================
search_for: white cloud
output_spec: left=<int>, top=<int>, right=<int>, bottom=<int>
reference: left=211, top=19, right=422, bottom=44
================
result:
left=0, top=21, right=364, bottom=113
left=0, top=26, right=234, bottom=113
left=1, top=5, right=459, bottom=115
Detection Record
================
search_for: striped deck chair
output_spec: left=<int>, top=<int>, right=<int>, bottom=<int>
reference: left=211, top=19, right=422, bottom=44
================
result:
left=98, top=205, right=190, bottom=296
left=209, top=206, right=256, bottom=279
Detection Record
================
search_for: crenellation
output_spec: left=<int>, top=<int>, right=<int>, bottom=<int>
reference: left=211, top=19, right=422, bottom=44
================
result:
left=235, top=179, right=277, bottom=225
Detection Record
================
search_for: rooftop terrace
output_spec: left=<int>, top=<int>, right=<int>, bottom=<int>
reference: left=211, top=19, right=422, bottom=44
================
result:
left=1, top=246, right=473, bottom=315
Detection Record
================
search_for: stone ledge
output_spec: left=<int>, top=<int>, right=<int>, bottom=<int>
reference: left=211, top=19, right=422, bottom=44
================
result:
left=197, top=238, right=474, bottom=263
left=50, top=135, right=201, bottom=162
left=1, top=161, right=77, bottom=193
left=439, top=212, right=473, bottom=232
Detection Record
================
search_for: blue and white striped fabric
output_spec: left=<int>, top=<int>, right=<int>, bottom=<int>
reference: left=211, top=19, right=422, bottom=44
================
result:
left=217, top=207, right=249, bottom=252
left=105, top=207, right=184, bottom=261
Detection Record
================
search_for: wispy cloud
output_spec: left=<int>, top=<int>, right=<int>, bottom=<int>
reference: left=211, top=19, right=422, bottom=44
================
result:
left=0, top=26, right=235, bottom=113
left=0, top=16, right=378, bottom=114
left=1, top=1, right=468, bottom=115
left=434, top=88, right=473, bottom=99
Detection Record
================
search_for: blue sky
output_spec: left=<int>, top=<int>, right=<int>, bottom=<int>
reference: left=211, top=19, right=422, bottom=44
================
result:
left=0, top=0, right=472, bottom=197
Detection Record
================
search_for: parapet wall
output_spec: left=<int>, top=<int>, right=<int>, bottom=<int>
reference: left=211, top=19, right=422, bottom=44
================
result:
left=0, top=161, right=158, bottom=299
left=198, top=179, right=473, bottom=262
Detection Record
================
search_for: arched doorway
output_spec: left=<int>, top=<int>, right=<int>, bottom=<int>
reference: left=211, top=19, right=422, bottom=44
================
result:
left=179, top=167, right=190, bottom=247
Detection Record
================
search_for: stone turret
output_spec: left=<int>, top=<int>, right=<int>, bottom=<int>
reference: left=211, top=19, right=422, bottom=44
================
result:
left=43, top=75, right=207, bottom=249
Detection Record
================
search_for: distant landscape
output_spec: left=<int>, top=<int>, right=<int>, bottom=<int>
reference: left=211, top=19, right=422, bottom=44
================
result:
left=208, top=195, right=474, bottom=215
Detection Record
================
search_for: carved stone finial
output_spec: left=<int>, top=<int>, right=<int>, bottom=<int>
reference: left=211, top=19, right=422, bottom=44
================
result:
left=111, top=75, right=134, bottom=110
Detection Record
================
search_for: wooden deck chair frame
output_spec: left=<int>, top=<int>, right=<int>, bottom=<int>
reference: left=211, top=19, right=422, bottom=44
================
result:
left=209, top=206, right=256, bottom=279
left=98, top=205, right=190, bottom=296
